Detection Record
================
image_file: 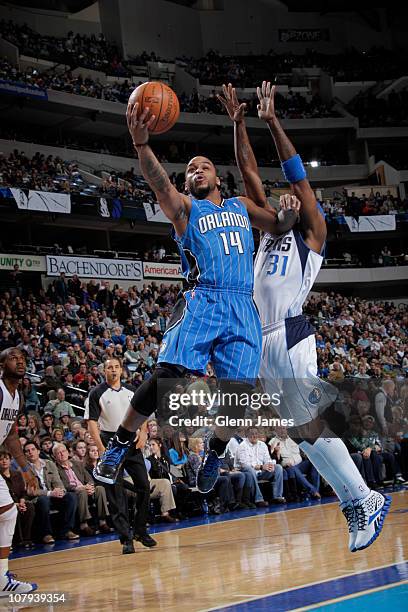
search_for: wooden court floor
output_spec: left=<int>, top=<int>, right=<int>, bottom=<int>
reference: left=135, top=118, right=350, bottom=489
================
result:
left=4, top=490, right=408, bottom=612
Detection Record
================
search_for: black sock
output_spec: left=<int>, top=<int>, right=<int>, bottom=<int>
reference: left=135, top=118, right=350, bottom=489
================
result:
left=209, top=436, right=228, bottom=457
left=115, top=425, right=135, bottom=446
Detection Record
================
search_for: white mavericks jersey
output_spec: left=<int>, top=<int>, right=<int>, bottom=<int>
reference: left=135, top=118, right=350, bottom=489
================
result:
left=254, top=228, right=323, bottom=325
left=0, top=379, right=20, bottom=445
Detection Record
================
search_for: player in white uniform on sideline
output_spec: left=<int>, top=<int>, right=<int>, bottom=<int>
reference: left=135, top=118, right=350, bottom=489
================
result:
left=0, top=348, right=38, bottom=595
left=218, top=82, right=391, bottom=552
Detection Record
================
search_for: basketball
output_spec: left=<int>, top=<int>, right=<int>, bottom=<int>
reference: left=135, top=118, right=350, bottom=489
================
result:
left=129, top=81, right=180, bottom=134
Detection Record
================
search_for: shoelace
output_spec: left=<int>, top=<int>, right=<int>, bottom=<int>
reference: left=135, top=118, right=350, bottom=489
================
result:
left=353, top=502, right=368, bottom=530
left=342, top=505, right=355, bottom=533
left=202, top=451, right=220, bottom=477
left=102, top=445, right=127, bottom=467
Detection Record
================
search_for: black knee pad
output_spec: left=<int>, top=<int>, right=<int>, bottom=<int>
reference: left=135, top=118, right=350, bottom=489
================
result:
left=129, top=363, right=185, bottom=417
left=216, top=380, right=254, bottom=421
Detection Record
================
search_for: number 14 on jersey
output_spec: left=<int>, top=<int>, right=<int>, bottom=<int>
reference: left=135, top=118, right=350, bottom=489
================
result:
left=220, top=231, right=244, bottom=255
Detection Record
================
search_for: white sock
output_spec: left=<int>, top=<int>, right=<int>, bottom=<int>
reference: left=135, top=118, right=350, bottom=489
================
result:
left=300, top=431, right=370, bottom=503
left=0, top=559, right=8, bottom=575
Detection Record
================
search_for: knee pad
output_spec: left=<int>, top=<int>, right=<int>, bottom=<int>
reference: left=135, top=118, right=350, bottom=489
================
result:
left=130, top=363, right=186, bottom=417
left=0, top=505, right=17, bottom=548
left=217, top=380, right=254, bottom=421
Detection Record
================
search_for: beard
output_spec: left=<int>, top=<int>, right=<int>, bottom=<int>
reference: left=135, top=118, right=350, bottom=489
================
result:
left=188, top=181, right=213, bottom=199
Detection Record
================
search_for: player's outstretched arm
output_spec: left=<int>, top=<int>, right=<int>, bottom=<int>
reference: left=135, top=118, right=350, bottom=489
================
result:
left=242, top=194, right=300, bottom=234
left=218, top=84, right=267, bottom=208
left=127, top=101, right=191, bottom=235
left=257, top=81, right=326, bottom=252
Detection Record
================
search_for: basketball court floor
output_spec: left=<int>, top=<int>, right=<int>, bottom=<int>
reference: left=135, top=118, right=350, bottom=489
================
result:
left=5, top=489, right=407, bottom=611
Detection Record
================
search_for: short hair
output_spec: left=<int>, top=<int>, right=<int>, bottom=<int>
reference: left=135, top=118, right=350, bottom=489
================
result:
left=188, top=437, right=203, bottom=452
left=104, top=356, right=123, bottom=368
left=24, top=440, right=40, bottom=451
left=0, top=449, right=11, bottom=459
left=52, top=443, right=68, bottom=458
left=0, top=347, right=24, bottom=366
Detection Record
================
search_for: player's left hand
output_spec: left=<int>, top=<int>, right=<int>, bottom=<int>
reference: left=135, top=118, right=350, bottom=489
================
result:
left=217, top=83, right=247, bottom=123
left=279, top=194, right=301, bottom=214
left=257, top=80, right=277, bottom=122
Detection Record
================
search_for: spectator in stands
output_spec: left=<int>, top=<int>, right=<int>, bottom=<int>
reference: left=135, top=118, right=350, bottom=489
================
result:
left=24, top=441, right=79, bottom=544
left=40, top=413, right=55, bottom=438
left=374, top=380, right=395, bottom=435
left=269, top=432, right=320, bottom=499
left=44, top=388, right=75, bottom=419
left=0, top=450, right=35, bottom=549
left=72, top=440, right=87, bottom=465
left=22, top=376, right=40, bottom=413
left=147, top=438, right=178, bottom=523
left=53, top=443, right=111, bottom=535
left=235, top=428, right=285, bottom=505
left=26, top=414, right=41, bottom=442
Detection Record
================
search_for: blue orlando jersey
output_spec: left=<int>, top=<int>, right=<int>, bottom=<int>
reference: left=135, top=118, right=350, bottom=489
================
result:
left=174, top=196, right=255, bottom=292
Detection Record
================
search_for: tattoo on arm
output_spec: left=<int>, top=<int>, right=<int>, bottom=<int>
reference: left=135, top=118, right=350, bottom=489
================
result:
left=240, top=142, right=250, bottom=163
left=140, top=148, right=171, bottom=194
left=174, top=205, right=187, bottom=220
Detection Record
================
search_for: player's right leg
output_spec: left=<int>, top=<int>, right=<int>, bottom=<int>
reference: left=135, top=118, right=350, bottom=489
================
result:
left=261, top=320, right=391, bottom=552
left=0, top=478, right=37, bottom=596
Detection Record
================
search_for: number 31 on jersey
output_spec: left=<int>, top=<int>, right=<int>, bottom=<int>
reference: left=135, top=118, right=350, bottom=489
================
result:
left=267, top=253, right=288, bottom=276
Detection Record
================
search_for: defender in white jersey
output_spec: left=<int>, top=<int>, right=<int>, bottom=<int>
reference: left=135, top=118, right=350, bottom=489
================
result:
left=0, top=348, right=38, bottom=595
left=218, top=81, right=391, bottom=553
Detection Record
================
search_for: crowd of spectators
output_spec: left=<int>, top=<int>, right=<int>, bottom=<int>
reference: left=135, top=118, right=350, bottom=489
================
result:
left=0, top=273, right=407, bottom=548
left=180, top=47, right=407, bottom=87
left=321, top=190, right=408, bottom=218
left=0, top=149, right=97, bottom=195
left=0, top=57, right=338, bottom=120
left=348, top=88, right=408, bottom=128
left=0, top=21, right=128, bottom=75
left=179, top=88, right=339, bottom=119
left=304, top=293, right=407, bottom=381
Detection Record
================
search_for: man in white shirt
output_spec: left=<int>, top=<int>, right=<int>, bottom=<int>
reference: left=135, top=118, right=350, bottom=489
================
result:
left=235, top=428, right=285, bottom=504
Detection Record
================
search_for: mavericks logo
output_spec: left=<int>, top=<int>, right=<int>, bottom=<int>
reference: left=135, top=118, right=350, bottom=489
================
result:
left=308, top=387, right=322, bottom=405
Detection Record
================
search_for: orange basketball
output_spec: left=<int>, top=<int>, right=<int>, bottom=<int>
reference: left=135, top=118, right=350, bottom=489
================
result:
left=129, top=81, right=180, bottom=135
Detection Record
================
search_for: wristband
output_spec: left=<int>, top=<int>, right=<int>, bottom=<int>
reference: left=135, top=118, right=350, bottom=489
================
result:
left=281, top=154, right=306, bottom=184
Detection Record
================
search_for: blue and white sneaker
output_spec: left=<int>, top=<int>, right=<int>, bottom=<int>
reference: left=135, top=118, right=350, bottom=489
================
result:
left=0, top=571, right=37, bottom=596
left=352, top=491, right=391, bottom=552
left=93, top=440, right=129, bottom=485
left=196, top=435, right=223, bottom=494
left=340, top=501, right=358, bottom=552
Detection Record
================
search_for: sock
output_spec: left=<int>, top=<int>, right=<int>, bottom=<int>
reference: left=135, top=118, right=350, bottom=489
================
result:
left=300, top=430, right=370, bottom=503
left=115, top=426, right=135, bottom=446
left=0, top=559, right=7, bottom=575
left=209, top=436, right=228, bottom=457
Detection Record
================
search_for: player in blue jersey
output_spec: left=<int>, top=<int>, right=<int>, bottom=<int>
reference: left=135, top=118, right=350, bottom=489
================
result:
left=94, top=96, right=299, bottom=489
left=218, top=81, right=391, bottom=552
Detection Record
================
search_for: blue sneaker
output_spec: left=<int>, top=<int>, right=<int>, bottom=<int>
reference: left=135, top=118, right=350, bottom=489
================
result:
left=93, top=440, right=129, bottom=485
left=196, top=445, right=222, bottom=494
left=352, top=491, right=391, bottom=552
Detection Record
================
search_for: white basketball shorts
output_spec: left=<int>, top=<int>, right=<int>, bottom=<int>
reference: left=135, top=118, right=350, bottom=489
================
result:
left=259, top=315, right=338, bottom=427
left=0, top=474, right=13, bottom=507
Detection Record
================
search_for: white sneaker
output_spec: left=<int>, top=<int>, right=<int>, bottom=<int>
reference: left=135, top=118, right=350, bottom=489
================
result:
left=0, top=571, right=38, bottom=596
left=340, top=501, right=357, bottom=552
left=352, top=491, right=391, bottom=552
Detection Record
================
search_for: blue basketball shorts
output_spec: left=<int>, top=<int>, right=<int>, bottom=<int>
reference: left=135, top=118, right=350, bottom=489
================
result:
left=157, top=286, right=262, bottom=381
